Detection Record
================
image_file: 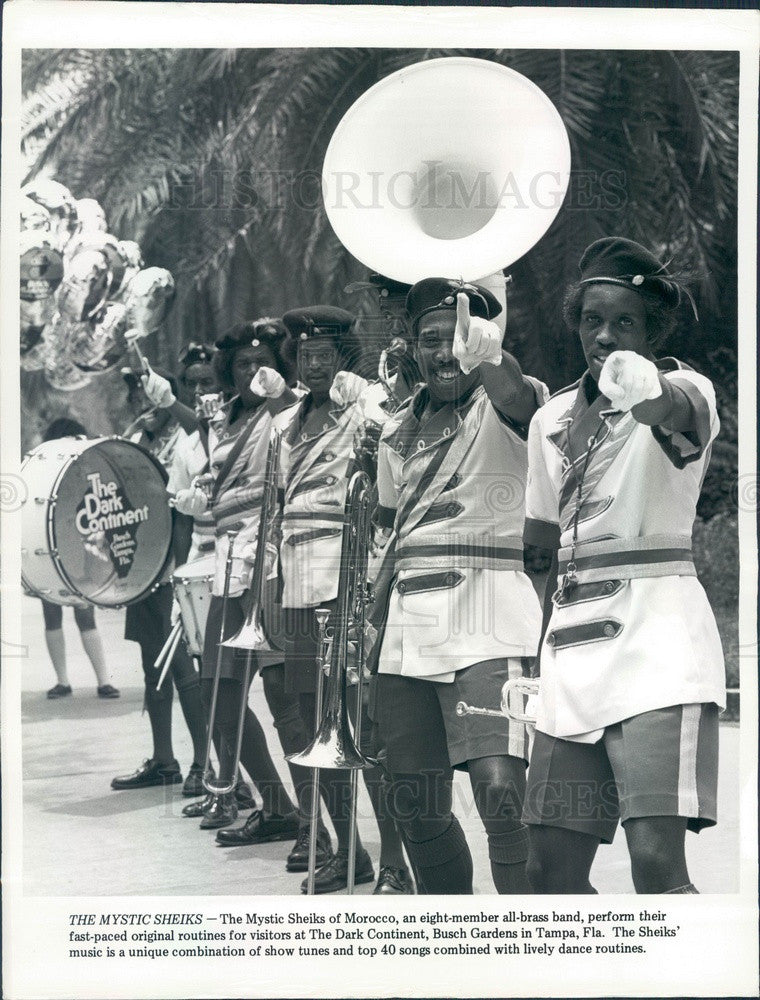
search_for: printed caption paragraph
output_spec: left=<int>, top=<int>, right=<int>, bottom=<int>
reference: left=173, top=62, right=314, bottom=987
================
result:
left=66, top=907, right=682, bottom=961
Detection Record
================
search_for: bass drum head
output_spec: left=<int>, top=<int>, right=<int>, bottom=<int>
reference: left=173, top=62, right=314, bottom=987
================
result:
left=52, top=438, right=172, bottom=606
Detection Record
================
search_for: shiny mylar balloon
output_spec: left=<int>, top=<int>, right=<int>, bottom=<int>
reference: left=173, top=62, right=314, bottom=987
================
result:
left=43, top=326, right=93, bottom=391
left=21, top=195, right=51, bottom=233
left=114, top=241, right=145, bottom=300
left=56, top=249, right=110, bottom=322
left=74, top=198, right=108, bottom=234
left=69, top=301, right=128, bottom=374
left=22, top=178, right=78, bottom=249
left=64, top=231, right=126, bottom=298
left=124, top=267, right=175, bottom=337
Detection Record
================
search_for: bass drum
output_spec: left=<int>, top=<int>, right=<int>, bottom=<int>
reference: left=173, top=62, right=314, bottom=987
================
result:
left=173, top=555, right=215, bottom=658
left=22, top=436, right=172, bottom=607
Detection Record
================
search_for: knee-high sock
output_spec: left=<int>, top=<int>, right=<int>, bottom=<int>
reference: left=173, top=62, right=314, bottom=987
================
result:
left=404, top=816, right=473, bottom=895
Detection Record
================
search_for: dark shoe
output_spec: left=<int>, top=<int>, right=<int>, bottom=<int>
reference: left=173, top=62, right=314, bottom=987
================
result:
left=182, top=763, right=206, bottom=797
left=199, top=793, right=237, bottom=830
left=286, top=825, right=333, bottom=873
left=300, top=847, right=374, bottom=894
left=97, top=684, right=120, bottom=699
left=182, top=794, right=213, bottom=818
left=373, top=865, right=415, bottom=895
left=47, top=684, right=72, bottom=699
left=216, top=809, right=300, bottom=847
left=111, top=758, right=182, bottom=790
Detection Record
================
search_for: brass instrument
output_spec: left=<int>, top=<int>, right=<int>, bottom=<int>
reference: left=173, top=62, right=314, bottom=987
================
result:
left=456, top=677, right=539, bottom=725
left=223, top=430, right=283, bottom=651
left=200, top=431, right=283, bottom=796
left=287, top=471, right=377, bottom=895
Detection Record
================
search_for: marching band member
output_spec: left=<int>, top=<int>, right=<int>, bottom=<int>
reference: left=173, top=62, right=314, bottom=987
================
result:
left=279, top=306, right=413, bottom=894
left=371, top=278, right=546, bottom=894
left=111, top=367, right=207, bottom=792
left=522, top=238, right=725, bottom=894
left=173, top=320, right=308, bottom=850
left=166, top=344, right=220, bottom=567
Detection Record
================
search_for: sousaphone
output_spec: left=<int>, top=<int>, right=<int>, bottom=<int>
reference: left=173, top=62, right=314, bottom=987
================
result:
left=322, top=56, right=572, bottom=309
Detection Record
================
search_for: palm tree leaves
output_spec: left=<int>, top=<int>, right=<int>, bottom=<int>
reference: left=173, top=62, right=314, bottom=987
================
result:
left=21, top=47, right=739, bottom=385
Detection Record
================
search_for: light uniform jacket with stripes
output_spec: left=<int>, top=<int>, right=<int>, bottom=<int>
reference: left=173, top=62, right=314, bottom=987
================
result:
left=207, top=398, right=299, bottom=598
left=167, top=428, right=216, bottom=564
left=375, top=380, right=547, bottom=683
left=278, top=377, right=382, bottom=609
left=525, top=359, right=726, bottom=743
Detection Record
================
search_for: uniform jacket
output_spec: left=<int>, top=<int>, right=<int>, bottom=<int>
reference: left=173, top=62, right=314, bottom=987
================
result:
left=525, top=359, right=726, bottom=740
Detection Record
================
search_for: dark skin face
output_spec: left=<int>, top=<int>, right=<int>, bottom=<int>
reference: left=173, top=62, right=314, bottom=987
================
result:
left=231, top=342, right=279, bottom=409
left=297, top=338, right=341, bottom=405
left=126, top=384, right=172, bottom=435
left=413, top=308, right=480, bottom=409
left=180, top=361, right=216, bottom=406
left=579, top=284, right=653, bottom=386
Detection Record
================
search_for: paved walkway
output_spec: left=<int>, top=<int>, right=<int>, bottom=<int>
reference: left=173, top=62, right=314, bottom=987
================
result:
left=18, top=597, right=739, bottom=896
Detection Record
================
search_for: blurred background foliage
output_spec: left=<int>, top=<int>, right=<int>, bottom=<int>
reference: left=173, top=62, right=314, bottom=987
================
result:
left=20, top=48, right=741, bottom=697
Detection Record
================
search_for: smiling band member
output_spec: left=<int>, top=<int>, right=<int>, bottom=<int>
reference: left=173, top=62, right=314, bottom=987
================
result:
left=522, top=238, right=726, bottom=894
left=371, top=278, right=547, bottom=894
left=279, top=306, right=413, bottom=895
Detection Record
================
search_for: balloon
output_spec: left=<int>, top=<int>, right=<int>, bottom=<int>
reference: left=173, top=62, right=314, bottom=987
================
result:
left=43, top=326, right=93, bottom=391
left=56, top=248, right=110, bottom=322
left=74, top=198, right=107, bottom=234
left=124, top=267, right=175, bottom=337
left=21, top=195, right=51, bottom=233
left=64, top=231, right=127, bottom=298
left=69, top=301, right=128, bottom=374
left=20, top=230, right=64, bottom=301
left=22, top=178, right=78, bottom=249
left=114, top=241, right=145, bottom=300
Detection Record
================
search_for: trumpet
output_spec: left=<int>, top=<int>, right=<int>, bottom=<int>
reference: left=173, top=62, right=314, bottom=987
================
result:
left=456, top=677, right=539, bottom=725
left=287, top=471, right=377, bottom=894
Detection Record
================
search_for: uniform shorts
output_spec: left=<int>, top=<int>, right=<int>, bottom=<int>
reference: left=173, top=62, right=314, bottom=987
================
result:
left=202, top=594, right=283, bottom=682
left=41, top=598, right=95, bottom=632
left=374, top=657, right=529, bottom=774
left=283, top=601, right=338, bottom=695
left=523, top=703, right=719, bottom=844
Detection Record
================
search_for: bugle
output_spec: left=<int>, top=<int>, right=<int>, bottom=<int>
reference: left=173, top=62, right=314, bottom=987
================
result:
left=456, top=677, right=539, bottom=725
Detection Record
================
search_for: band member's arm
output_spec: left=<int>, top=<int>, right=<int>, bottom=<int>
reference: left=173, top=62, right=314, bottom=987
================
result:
left=599, top=353, right=718, bottom=465
left=454, top=292, right=540, bottom=426
left=479, top=352, right=542, bottom=427
left=523, top=411, right=562, bottom=672
left=165, top=399, right=200, bottom=435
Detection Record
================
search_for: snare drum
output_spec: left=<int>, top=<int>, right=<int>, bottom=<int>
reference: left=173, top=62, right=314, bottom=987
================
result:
left=22, top=436, right=172, bottom=607
left=172, top=555, right=215, bottom=657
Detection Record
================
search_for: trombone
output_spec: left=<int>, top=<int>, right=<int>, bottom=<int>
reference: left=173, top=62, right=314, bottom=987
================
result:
left=202, top=430, right=283, bottom=796
left=287, top=470, right=377, bottom=894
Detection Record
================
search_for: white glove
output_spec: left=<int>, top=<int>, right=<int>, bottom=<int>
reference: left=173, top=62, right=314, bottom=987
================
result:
left=329, top=371, right=368, bottom=408
left=265, top=542, right=279, bottom=580
left=170, top=599, right=181, bottom=627
left=598, top=350, right=662, bottom=412
left=452, top=293, right=503, bottom=375
left=250, top=366, right=286, bottom=399
left=173, top=486, right=208, bottom=517
left=141, top=364, right=176, bottom=408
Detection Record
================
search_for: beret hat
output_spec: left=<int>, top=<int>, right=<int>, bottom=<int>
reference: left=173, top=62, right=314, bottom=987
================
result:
left=406, top=277, right=502, bottom=330
left=578, top=237, right=681, bottom=309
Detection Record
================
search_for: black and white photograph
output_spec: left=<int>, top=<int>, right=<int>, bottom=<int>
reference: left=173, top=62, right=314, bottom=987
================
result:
left=2, top=4, right=758, bottom=999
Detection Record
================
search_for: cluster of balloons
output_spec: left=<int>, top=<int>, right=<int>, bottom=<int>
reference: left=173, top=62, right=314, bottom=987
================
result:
left=20, top=179, right=176, bottom=390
